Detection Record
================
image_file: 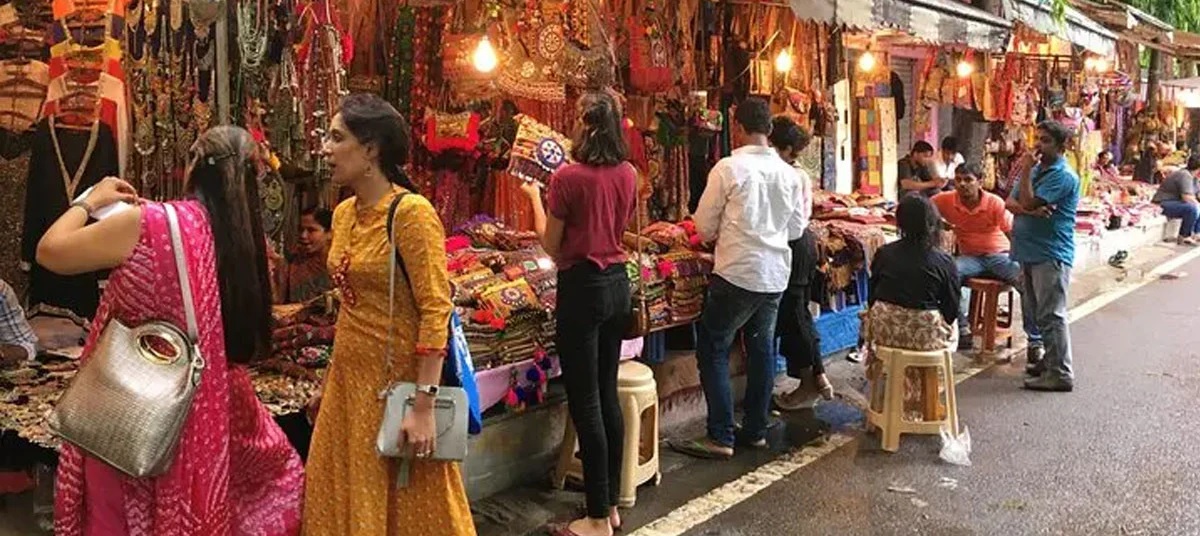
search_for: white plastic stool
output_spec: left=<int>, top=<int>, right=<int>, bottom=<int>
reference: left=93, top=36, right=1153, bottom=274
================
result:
left=866, top=346, right=960, bottom=453
left=553, top=360, right=661, bottom=507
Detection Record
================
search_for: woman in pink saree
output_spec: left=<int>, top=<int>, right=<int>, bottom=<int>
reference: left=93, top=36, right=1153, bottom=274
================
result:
left=37, top=126, right=304, bottom=535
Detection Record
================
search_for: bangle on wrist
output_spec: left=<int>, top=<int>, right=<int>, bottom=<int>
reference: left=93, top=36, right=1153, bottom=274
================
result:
left=70, top=200, right=94, bottom=217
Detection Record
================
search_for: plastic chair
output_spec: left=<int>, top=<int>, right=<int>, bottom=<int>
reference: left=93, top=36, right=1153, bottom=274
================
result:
left=553, top=360, right=661, bottom=507
left=866, top=346, right=960, bottom=453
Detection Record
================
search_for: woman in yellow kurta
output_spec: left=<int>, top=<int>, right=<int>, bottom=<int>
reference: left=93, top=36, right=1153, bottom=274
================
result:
left=303, top=94, right=476, bottom=535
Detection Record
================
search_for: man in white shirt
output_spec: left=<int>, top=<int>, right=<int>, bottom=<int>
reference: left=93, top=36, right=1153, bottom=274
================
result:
left=670, top=98, right=806, bottom=459
left=935, top=136, right=966, bottom=181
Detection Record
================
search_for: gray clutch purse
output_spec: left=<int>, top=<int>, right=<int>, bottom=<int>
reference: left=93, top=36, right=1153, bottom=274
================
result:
left=373, top=192, right=469, bottom=485
left=375, top=383, right=469, bottom=461
left=48, top=204, right=205, bottom=478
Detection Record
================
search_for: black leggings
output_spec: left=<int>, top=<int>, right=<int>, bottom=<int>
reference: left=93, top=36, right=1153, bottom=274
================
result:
left=556, top=263, right=631, bottom=519
left=777, top=230, right=824, bottom=377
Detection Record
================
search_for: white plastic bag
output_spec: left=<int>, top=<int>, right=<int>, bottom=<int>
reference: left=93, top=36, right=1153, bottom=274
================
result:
left=939, top=425, right=972, bottom=466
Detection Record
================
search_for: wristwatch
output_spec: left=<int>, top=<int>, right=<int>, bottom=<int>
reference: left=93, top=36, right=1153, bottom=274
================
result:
left=415, top=384, right=440, bottom=397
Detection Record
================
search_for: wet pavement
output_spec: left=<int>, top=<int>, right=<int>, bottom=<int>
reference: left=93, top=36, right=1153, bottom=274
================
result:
left=679, top=253, right=1200, bottom=536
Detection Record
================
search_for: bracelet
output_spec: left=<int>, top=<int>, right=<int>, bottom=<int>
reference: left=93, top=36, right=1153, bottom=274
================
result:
left=70, top=200, right=94, bottom=218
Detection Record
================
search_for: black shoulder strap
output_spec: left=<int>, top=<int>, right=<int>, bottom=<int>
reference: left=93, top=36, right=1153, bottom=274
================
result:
left=386, top=192, right=412, bottom=283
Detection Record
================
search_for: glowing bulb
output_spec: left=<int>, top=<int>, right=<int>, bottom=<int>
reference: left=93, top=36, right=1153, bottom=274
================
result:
left=1095, top=58, right=1110, bottom=73
left=956, top=60, right=974, bottom=78
left=857, top=51, right=876, bottom=73
left=472, top=36, right=498, bottom=73
left=1084, top=57, right=1096, bottom=71
left=774, top=49, right=794, bottom=73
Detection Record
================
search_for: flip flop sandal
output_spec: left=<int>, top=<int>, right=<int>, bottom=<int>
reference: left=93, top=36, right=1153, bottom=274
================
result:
left=668, top=438, right=734, bottom=460
left=1108, top=250, right=1128, bottom=269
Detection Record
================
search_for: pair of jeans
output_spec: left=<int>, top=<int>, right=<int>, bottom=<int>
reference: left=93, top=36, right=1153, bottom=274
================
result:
left=1021, top=261, right=1074, bottom=380
left=556, top=263, right=631, bottom=519
left=777, top=230, right=823, bottom=377
left=696, top=276, right=783, bottom=447
left=1158, top=200, right=1200, bottom=237
left=955, top=253, right=1041, bottom=344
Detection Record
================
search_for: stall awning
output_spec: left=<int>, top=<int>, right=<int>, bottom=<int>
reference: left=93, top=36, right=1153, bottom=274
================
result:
left=788, top=0, right=1012, bottom=51
left=1002, top=0, right=1117, bottom=56
left=1172, top=31, right=1200, bottom=59
left=1071, top=0, right=1175, bottom=53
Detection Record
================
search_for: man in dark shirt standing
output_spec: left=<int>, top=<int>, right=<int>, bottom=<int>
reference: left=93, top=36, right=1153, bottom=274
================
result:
left=1151, top=156, right=1200, bottom=245
left=897, top=141, right=945, bottom=197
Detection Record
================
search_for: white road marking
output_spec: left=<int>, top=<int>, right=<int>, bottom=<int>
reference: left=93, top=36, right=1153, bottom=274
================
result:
left=629, top=246, right=1200, bottom=536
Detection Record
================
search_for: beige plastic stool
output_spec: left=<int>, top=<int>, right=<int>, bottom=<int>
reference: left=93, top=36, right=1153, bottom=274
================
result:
left=553, top=360, right=661, bottom=507
left=866, top=346, right=960, bottom=453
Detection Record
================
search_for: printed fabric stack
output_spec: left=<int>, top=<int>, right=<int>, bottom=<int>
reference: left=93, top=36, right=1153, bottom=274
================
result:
left=446, top=217, right=558, bottom=370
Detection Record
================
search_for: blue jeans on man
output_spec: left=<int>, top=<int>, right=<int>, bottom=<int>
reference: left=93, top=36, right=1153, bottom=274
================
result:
left=956, top=253, right=1041, bottom=346
left=1158, top=200, right=1200, bottom=238
left=695, top=276, right=782, bottom=447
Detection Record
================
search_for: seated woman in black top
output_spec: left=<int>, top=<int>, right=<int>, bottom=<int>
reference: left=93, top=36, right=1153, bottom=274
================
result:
left=865, top=195, right=960, bottom=351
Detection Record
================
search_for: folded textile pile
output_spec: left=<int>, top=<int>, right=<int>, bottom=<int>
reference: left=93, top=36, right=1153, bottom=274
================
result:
left=446, top=235, right=557, bottom=369
left=810, top=220, right=886, bottom=292
left=458, top=215, right=540, bottom=251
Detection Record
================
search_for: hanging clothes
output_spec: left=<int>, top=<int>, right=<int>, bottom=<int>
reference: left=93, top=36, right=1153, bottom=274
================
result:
left=20, top=118, right=119, bottom=318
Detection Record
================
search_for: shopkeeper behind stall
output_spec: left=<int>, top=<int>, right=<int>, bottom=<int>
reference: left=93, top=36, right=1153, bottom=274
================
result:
left=0, top=278, right=37, bottom=369
left=898, top=141, right=945, bottom=197
left=274, top=207, right=334, bottom=304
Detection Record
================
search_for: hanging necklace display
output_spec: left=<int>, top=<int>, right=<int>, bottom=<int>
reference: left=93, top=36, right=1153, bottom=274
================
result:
left=237, top=0, right=269, bottom=96
left=48, top=114, right=101, bottom=200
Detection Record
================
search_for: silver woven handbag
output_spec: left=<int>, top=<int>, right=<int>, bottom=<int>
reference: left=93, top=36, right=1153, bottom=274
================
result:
left=374, top=193, right=469, bottom=486
left=48, top=204, right=205, bottom=478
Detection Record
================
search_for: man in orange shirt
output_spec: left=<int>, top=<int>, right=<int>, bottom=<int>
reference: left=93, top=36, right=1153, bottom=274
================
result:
left=933, top=164, right=1041, bottom=352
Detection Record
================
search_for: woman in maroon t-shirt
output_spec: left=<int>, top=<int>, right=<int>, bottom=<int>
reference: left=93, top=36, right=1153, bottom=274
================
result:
left=524, top=91, right=637, bottom=536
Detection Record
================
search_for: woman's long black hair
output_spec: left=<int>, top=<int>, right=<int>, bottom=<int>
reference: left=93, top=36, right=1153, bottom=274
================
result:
left=337, top=93, right=421, bottom=192
left=895, top=194, right=943, bottom=253
left=186, top=126, right=273, bottom=364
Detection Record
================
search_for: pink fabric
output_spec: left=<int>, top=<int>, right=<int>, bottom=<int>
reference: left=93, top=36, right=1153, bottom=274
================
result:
left=55, top=201, right=304, bottom=535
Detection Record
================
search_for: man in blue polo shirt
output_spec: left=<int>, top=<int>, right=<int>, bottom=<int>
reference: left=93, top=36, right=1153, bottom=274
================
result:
left=1007, top=120, right=1079, bottom=392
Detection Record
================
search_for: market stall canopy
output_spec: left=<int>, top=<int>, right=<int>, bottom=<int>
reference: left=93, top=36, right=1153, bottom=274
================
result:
left=1002, top=0, right=1117, bottom=57
left=1173, top=30, right=1200, bottom=59
left=787, top=0, right=1012, bottom=51
left=1071, top=0, right=1175, bottom=53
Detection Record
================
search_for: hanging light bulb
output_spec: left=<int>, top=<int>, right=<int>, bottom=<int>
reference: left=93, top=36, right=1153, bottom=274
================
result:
left=775, top=49, right=794, bottom=73
left=1095, top=58, right=1110, bottom=73
left=956, top=60, right=975, bottom=78
left=473, top=36, right=499, bottom=73
left=1084, top=57, right=1097, bottom=71
left=858, top=51, right=877, bottom=73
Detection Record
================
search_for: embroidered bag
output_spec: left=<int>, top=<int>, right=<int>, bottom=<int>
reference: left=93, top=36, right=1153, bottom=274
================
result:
left=423, top=109, right=482, bottom=154
left=506, top=114, right=572, bottom=186
left=628, top=12, right=672, bottom=94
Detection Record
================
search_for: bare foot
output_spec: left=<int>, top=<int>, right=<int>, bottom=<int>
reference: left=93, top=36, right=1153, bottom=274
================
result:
left=566, top=517, right=613, bottom=536
left=610, top=507, right=622, bottom=530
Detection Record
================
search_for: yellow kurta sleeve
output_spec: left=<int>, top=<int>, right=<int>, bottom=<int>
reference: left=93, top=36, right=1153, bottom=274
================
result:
left=392, top=194, right=453, bottom=356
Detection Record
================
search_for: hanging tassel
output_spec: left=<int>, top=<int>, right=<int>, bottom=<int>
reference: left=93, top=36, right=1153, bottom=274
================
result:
left=504, top=387, right=519, bottom=407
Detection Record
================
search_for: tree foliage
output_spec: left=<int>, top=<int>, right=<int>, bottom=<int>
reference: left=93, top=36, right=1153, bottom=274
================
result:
left=1125, top=0, right=1200, bottom=32
left=1045, top=0, right=1200, bottom=32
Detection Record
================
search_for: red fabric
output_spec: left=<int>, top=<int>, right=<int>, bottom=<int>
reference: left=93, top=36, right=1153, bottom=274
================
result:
left=424, top=112, right=481, bottom=153
left=546, top=162, right=637, bottom=271
left=932, top=190, right=1013, bottom=256
left=0, top=471, right=33, bottom=494
left=55, top=201, right=304, bottom=536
